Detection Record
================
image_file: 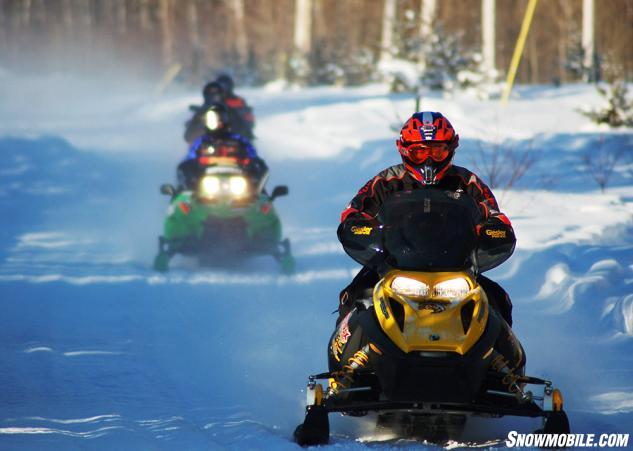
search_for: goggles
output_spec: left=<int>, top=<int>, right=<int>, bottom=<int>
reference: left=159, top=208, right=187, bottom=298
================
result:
left=403, top=142, right=451, bottom=164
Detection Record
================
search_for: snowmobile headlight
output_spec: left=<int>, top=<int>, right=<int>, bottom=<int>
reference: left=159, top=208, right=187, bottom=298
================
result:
left=204, top=111, right=221, bottom=130
left=433, top=278, right=470, bottom=299
left=200, top=175, right=221, bottom=197
left=391, top=277, right=429, bottom=298
left=229, top=176, right=248, bottom=197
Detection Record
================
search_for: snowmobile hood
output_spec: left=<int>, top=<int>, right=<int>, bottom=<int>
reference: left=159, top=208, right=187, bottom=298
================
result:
left=373, top=270, right=488, bottom=355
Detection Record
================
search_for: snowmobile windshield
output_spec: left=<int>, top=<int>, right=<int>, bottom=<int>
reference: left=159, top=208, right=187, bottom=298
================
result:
left=339, top=190, right=481, bottom=272
left=377, top=190, right=482, bottom=271
left=338, top=189, right=514, bottom=272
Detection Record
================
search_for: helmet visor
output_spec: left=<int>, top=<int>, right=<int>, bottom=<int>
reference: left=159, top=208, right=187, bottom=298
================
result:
left=405, top=142, right=451, bottom=164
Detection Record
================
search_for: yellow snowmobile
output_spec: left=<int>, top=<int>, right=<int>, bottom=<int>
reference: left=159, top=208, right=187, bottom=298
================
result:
left=294, top=189, right=569, bottom=445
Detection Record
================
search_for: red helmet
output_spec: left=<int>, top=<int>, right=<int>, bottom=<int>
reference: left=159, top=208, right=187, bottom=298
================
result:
left=396, top=111, right=459, bottom=185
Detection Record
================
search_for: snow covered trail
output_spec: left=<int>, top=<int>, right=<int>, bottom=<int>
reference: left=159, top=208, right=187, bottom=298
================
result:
left=0, top=135, right=369, bottom=449
left=1, top=77, right=633, bottom=449
left=0, top=280, right=326, bottom=450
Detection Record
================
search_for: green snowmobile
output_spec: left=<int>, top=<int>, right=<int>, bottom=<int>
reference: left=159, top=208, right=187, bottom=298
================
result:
left=153, top=164, right=294, bottom=273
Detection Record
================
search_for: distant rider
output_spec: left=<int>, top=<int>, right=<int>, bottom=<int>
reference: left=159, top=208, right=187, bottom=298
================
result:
left=337, top=111, right=515, bottom=326
left=178, top=104, right=267, bottom=191
left=215, top=74, right=255, bottom=137
left=185, top=76, right=255, bottom=143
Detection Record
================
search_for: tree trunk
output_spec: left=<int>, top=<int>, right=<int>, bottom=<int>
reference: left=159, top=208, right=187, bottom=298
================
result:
left=417, top=0, right=436, bottom=71
left=160, top=0, right=174, bottom=67
left=187, top=0, right=199, bottom=48
left=481, top=0, right=496, bottom=76
left=139, top=0, right=151, bottom=31
left=231, top=0, right=248, bottom=65
left=381, top=0, right=396, bottom=62
left=582, top=0, right=595, bottom=80
left=556, top=0, right=574, bottom=83
left=294, top=0, right=312, bottom=54
left=187, top=0, right=202, bottom=81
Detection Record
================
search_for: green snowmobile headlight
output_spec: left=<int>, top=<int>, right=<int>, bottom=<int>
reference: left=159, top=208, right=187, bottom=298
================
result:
left=200, top=175, right=221, bottom=198
left=199, top=174, right=249, bottom=200
left=229, top=176, right=248, bottom=197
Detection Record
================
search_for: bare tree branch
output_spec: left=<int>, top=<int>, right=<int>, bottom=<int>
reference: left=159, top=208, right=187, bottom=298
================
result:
left=471, top=139, right=537, bottom=193
left=581, top=135, right=624, bottom=193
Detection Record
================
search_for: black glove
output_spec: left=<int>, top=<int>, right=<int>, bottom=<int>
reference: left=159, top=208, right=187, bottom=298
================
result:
left=478, top=219, right=515, bottom=250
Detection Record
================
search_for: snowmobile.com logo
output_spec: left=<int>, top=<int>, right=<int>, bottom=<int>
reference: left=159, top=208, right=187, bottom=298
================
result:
left=506, top=431, right=629, bottom=448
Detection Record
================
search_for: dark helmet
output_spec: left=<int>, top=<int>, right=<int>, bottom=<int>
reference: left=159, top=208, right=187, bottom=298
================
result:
left=202, top=81, right=226, bottom=104
left=396, top=111, right=459, bottom=185
left=216, top=74, right=234, bottom=95
left=202, top=104, right=230, bottom=132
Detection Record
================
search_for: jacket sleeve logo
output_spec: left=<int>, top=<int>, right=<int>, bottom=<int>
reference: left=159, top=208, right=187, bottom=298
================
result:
left=351, top=226, right=372, bottom=235
left=485, top=229, right=507, bottom=238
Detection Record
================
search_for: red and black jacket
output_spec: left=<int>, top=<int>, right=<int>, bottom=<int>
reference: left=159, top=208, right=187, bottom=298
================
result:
left=225, top=95, right=254, bottom=123
left=341, top=163, right=514, bottom=243
left=225, top=95, right=255, bottom=139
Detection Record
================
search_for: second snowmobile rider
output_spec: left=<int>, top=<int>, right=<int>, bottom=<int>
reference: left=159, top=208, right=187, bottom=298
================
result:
left=178, top=104, right=267, bottom=191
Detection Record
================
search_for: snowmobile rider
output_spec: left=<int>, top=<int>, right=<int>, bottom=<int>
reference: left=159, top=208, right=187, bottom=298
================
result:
left=178, top=104, right=267, bottom=191
left=185, top=76, right=255, bottom=142
left=337, top=111, right=515, bottom=326
left=215, top=74, right=255, bottom=136
left=184, top=82, right=225, bottom=144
